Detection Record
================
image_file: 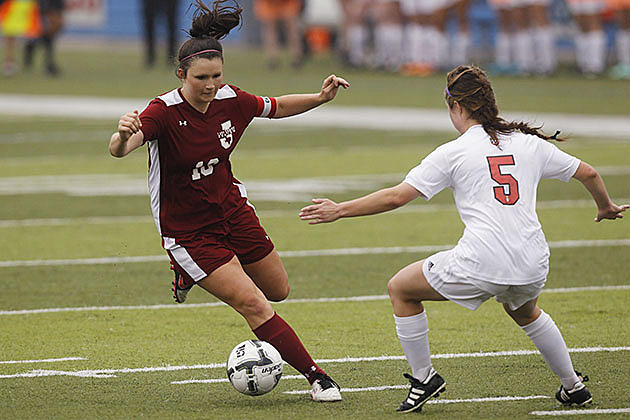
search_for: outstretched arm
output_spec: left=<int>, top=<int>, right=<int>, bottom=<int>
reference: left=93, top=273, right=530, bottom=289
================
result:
left=109, top=110, right=145, bottom=158
left=272, top=74, right=349, bottom=119
left=299, top=183, right=422, bottom=224
left=572, top=162, right=629, bottom=222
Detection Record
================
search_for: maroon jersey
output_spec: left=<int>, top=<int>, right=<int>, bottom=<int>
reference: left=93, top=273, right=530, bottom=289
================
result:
left=139, top=84, right=277, bottom=237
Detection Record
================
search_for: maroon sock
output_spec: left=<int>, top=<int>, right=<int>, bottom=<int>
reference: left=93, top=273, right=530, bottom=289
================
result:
left=253, top=312, right=324, bottom=384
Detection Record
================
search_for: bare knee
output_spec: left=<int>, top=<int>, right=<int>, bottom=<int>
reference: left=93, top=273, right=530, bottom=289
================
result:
left=266, top=281, right=290, bottom=302
left=234, top=293, right=272, bottom=319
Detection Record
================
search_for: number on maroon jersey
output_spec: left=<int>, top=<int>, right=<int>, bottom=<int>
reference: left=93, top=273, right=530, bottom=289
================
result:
left=486, top=155, right=519, bottom=205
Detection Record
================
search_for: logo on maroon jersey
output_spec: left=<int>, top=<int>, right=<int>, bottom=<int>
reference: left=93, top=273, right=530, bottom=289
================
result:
left=218, top=120, right=236, bottom=149
left=192, top=158, right=219, bottom=181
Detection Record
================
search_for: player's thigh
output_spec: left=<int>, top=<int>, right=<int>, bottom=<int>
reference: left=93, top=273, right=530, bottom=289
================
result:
left=388, top=260, right=447, bottom=302
left=242, top=249, right=290, bottom=302
left=197, top=256, right=274, bottom=323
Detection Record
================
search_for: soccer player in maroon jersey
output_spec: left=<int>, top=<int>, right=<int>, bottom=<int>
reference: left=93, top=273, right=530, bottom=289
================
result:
left=108, top=0, right=348, bottom=402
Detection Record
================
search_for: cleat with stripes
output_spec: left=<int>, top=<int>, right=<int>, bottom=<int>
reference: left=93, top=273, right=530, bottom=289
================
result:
left=556, top=371, right=593, bottom=406
left=396, top=369, right=446, bottom=413
left=170, top=263, right=194, bottom=303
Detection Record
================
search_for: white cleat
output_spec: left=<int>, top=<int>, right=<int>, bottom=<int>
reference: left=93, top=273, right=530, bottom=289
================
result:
left=311, top=372, right=342, bottom=402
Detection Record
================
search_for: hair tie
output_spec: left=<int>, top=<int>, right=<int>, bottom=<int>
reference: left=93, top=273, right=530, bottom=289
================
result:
left=549, top=130, right=561, bottom=140
left=445, top=85, right=452, bottom=98
left=180, top=49, right=222, bottom=62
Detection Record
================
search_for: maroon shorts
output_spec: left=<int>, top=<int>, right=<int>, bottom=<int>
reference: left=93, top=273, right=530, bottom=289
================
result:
left=164, top=204, right=275, bottom=286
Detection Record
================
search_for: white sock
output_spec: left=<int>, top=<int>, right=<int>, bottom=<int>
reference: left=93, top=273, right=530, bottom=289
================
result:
left=452, top=31, right=471, bottom=66
left=533, top=26, right=556, bottom=74
left=495, top=31, right=512, bottom=67
left=617, top=29, right=630, bottom=65
left=394, top=312, right=432, bottom=381
left=515, top=29, right=534, bottom=72
left=408, top=24, right=427, bottom=63
left=521, top=310, right=580, bottom=389
left=575, top=32, right=588, bottom=72
left=587, top=30, right=606, bottom=74
left=375, top=24, right=404, bottom=69
left=347, top=24, right=367, bottom=66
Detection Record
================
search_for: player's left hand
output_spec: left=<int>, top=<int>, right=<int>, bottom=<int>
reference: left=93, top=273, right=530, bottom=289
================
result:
left=299, top=198, right=340, bottom=224
left=595, top=203, right=629, bottom=222
left=319, top=74, right=350, bottom=102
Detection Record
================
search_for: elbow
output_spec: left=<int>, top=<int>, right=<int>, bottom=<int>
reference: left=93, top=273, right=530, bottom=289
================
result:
left=109, top=145, right=125, bottom=158
left=388, top=192, right=409, bottom=209
left=575, top=162, right=598, bottom=182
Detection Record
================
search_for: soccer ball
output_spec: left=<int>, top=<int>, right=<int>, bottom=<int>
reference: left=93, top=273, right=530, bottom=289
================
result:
left=226, top=340, right=283, bottom=396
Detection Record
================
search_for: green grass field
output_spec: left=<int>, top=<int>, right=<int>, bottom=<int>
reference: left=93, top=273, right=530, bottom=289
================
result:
left=1, top=46, right=629, bottom=419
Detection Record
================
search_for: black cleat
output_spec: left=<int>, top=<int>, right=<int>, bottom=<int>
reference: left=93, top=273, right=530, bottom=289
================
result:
left=555, top=371, right=593, bottom=406
left=396, top=369, right=446, bottom=413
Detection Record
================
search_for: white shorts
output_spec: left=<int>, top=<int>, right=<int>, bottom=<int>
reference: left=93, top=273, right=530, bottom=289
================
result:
left=400, top=0, right=451, bottom=15
left=422, top=250, right=546, bottom=311
left=567, top=0, right=607, bottom=14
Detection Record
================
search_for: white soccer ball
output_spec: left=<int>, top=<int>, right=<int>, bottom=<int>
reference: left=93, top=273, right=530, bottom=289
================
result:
left=226, top=340, right=283, bottom=396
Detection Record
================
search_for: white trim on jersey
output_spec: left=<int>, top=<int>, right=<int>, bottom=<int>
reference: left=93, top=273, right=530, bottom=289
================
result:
left=234, top=182, right=256, bottom=211
left=157, top=89, right=184, bottom=107
left=214, top=85, right=237, bottom=100
left=147, top=140, right=162, bottom=235
left=259, top=97, right=274, bottom=118
left=163, top=237, right=207, bottom=282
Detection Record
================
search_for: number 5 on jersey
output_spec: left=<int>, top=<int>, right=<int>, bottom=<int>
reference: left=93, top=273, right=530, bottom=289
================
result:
left=487, top=155, right=520, bottom=205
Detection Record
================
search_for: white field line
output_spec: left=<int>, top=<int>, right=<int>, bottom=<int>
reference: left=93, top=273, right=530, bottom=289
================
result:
left=0, top=357, right=86, bottom=365
left=2, top=95, right=630, bottom=138
left=531, top=408, right=630, bottom=416
left=1, top=286, right=629, bottom=316
left=2, top=346, right=628, bottom=380
left=2, top=238, right=629, bottom=268
left=2, top=198, right=629, bottom=228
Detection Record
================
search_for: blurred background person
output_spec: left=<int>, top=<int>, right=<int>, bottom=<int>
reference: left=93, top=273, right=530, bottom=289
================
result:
left=23, top=0, right=64, bottom=76
left=567, top=0, right=607, bottom=76
left=1, top=0, right=41, bottom=76
left=338, top=0, right=372, bottom=68
left=488, top=0, right=520, bottom=74
left=518, top=0, right=556, bottom=75
left=140, top=0, right=180, bottom=68
left=373, top=0, right=404, bottom=71
left=254, top=0, right=304, bottom=68
left=609, top=0, right=630, bottom=78
left=511, top=0, right=556, bottom=75
left=447, top=0, right=471, bottom=67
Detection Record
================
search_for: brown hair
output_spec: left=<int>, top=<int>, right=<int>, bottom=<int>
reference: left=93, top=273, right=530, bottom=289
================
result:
left=445, top=65, right=565, bottom=146
left=177, top=0, right=242, bottom=75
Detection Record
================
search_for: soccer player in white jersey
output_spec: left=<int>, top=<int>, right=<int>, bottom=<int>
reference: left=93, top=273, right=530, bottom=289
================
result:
left=300, top=65, right=628, bottom=412
left=109, top=0, right=348, bottom=402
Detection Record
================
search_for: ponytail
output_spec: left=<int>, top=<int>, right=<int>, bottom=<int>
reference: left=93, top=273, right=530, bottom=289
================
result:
left=445, top=66, right=567, bottom=146
left=177, top=1, right=243, bottom=74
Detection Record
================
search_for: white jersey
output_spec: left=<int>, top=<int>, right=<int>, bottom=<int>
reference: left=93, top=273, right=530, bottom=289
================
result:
left=404, top=125, right=580, bottom=284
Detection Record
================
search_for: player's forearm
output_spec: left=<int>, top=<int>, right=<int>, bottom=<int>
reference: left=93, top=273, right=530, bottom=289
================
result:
left=273, top=93, right=326, bottom=118
left=574, top=162, right=613, bottom=210
left=109, top=133, right=127, bottom=158
left=338, top=188, right=410, bottom=218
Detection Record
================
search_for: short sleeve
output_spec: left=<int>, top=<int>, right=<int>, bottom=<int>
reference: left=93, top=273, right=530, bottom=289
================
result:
left=139, top=99, right=167, bottom=144
left=539, top=140, right=580, bottom=182
left=403, top=147, right=451, bottom=200
left=232, top=85, right=277, bottom=120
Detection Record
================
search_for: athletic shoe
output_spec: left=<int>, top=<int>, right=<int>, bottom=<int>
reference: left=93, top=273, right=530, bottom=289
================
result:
left=396, top=369, right=446, bottom=413
left=555, top=371, right=592, bottom=406
left=170, top=264, right=193, bottom=303
left=311, top=372, right=342, bottom=402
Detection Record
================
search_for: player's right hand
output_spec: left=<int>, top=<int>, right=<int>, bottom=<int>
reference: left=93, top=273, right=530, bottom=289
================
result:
left=118, top=110, right=142, bottom=142
left=299, top=198, right=341, bottom=224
